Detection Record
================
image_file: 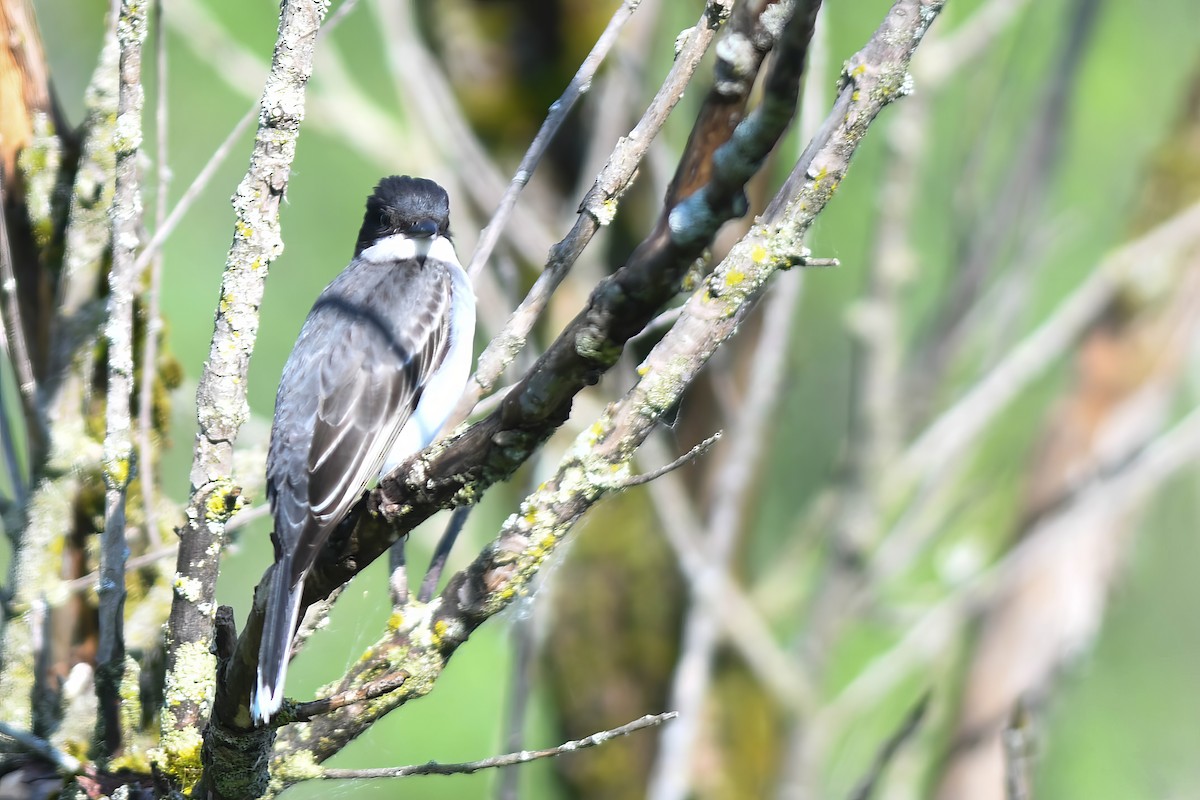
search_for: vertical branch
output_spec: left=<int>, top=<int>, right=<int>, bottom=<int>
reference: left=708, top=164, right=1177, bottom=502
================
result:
left=157, top=0, right=328, bottom=777
left=0, top=19, right=119, bottom=739
left=136, top=0, right=170, bottom=544
left=648, top=270, right=807, bottom=800
left=96, top=0, right=147, bottom=758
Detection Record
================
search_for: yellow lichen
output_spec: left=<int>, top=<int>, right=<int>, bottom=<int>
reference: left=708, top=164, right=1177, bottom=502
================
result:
left=151, top=727, right=204, bottom=794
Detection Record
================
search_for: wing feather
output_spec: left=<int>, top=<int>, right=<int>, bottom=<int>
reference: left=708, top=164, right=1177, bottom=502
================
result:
left=268, top=257, right=454, bottom=578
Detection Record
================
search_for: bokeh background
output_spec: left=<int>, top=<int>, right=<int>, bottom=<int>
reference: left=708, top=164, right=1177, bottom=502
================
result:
left=9, top=0, right=1200, bottom=797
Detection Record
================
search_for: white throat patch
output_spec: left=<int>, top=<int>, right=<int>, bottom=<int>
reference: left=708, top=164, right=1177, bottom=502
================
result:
left=359, top=233, right=459, bottom=265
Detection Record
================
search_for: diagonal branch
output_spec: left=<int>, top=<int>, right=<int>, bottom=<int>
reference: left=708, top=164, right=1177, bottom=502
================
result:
left=460, top=0, right=732, bottom=408
left=465, top=0, right=644, bottom=281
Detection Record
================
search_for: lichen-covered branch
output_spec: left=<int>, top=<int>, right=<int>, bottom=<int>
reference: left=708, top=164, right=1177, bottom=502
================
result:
left=0, top=18, right=120, bottom=740
left=94, top=0, right=146, bottom=758
left=156, top=0, right=328, bottom=787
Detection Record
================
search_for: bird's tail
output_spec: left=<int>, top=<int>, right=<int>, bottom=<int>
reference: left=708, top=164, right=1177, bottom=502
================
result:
left=252, top=557, right=303, bottom=724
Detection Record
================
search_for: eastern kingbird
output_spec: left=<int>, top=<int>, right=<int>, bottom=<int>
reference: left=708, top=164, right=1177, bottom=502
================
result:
left=252, top=176, right=476, bottom=724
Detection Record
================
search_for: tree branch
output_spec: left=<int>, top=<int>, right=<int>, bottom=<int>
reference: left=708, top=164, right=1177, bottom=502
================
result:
left=317, top=712, right=676, bottom=780
left=460, top=0, right=731, bottom=408
left=465, top=0, right=643, bottom=281
left=156, top=0, right=329, bottom=791
left=95, top=0, right=147, bottom=759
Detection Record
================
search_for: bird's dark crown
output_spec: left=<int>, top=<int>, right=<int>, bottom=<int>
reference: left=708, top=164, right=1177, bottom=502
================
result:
left=354, top=175, right=451, bottom=256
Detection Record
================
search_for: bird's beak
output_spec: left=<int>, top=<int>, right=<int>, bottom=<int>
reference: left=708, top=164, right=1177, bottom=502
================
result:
left=411, top=219, right=438, bottom=238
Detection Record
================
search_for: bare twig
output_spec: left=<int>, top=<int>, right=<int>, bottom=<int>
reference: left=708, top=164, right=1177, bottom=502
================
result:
left=620, top=431, right=721, bottom=488
left=417, top=505, right=472, bottom=603
left=290, top=672, right=410, bottom=723
left=1002, top=701, right=1035, bottom=800
left=845, top=693, right=930, bottom=800
left=289, top=583, right=344, bottom=663
left=135, top=0, right=360, bottom=278
left=132, top=108, right=254, bottom=276
left=61, top=543, right=177, bottom=595
left=137, top=0, right=170, bottom=545
left=466, top=0, right=643, bottom=280
left=0, top=174, right=36, bottom=411
left=460, top=0, right=729, bottom=409
left=320, top=712, right=677, bottom=780
left=95, top=0, right=147, bottom=757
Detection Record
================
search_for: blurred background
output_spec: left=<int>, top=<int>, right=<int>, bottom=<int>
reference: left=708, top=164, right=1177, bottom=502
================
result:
left=6, top=0, right=1200, bottom=797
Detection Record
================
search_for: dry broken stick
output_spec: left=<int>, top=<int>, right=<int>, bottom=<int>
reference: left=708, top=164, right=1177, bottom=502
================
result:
left=156, top=0, right=329, bottom=789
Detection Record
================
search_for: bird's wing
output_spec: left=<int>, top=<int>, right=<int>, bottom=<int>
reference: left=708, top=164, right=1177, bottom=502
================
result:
left=272, top=261, right=453, bottom=581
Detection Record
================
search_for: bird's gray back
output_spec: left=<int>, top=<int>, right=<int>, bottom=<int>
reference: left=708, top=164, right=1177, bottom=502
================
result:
left=266, top=257, right=452, bottom=584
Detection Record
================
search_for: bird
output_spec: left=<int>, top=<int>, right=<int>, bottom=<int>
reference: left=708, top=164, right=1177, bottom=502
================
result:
left=252, top=176, right=476, bottom=724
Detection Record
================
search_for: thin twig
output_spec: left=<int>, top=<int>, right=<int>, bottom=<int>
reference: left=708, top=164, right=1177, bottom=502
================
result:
left=61, top=542, right=177, bottom=595
left=460, top=0, right=728, bottom=409
left=466, top=0, right=643, bottom=281
left=133, top=108, right=255, bottom=277
left=137, top=0, right=170, bottom=545
left=417, top=505, right=472, bottom=603
left=134, top=0, right=361, bottom=277
left=0, top=173, right=37, bottom=410
left=620, top=432, right=721, bottom=488
left=290, top=671, right=410, bottom=723
left=845, top=692, right=930, bottom=800
left=320, top=712, right=677, bottom=779
left=95, top=0, right=147, bottom=757
left=388, top=533, right=408, bottom=608
left=1002, top=700, right=1034, bottom=800
left=289, top=583, right=345, bottom=664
